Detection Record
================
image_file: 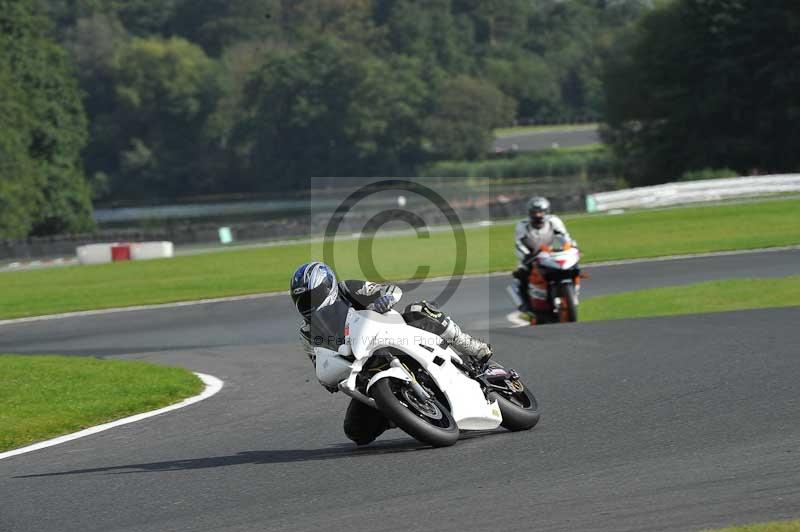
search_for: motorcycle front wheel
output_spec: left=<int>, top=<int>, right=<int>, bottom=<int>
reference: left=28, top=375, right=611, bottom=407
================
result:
left=370, top=378, right=459, bottom=447
left=558, top=283, right=578, bottom=323
left=489, top=384, right=540, bottom=432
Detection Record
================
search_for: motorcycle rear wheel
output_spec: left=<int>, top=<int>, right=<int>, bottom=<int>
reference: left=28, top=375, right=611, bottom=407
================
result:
left=370, top=378, right=459, bottom=447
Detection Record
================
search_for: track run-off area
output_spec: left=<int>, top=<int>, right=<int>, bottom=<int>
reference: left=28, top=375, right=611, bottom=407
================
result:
left=1, top=249, right=799, bottom=532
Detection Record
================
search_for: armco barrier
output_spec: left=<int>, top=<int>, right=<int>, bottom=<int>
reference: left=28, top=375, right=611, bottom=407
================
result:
left=586, top=174, right=800, bottom=212
left=76, top=242, right=173, bottom=265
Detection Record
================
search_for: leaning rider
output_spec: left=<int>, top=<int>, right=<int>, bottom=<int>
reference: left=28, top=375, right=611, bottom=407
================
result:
left=511, top=196, right=573, bottom=318
left=289, top=261, right=491, bottom=445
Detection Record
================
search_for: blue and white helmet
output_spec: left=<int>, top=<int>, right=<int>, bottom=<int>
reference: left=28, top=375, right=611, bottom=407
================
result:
left=290, top=262, right=338, bottom=319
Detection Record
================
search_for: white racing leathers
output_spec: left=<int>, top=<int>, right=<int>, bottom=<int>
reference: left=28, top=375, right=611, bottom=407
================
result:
left=514, top=215, right=571, bottom=263
left=512, top=215, right=572, bottom=311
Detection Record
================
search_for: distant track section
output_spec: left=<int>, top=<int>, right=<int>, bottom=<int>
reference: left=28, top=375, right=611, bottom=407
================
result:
left=492, top=126, right=599, bottom=152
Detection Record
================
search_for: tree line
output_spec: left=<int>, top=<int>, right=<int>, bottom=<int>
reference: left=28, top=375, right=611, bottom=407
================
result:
left=1, top=0, right=645, bottom=238
left=602, top=0, right=800, bottom=186
left=2, top=0, right=799, bottom=239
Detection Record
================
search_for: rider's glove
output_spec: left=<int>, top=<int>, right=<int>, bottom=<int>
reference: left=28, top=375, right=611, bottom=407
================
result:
left=523, top=252, right=537, bottom=266
left=367, top=294, right=396, bottom=313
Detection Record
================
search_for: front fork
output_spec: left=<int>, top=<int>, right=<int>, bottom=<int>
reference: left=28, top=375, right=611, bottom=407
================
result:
left=389, top=357, right=431, bottom=402
left=350, top=354, right=431, bottom=406
left=550, top=278, right=580, bottom=310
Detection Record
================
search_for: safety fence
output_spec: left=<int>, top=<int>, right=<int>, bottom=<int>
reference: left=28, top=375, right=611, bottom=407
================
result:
left=585, top=174, right=800, bottom=212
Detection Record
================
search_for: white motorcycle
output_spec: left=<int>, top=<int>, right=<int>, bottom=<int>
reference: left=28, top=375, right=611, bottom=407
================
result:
left=314, top=309, right=539, bottom=447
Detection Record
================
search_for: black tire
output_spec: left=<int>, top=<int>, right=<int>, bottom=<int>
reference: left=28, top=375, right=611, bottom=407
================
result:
left=343, top=399, right=390, bottom=446
left=559, top=283, right=578, bottom=322
left=489, top=385, right=540, bottom=431
left=370, top=378, right=459, bottom=447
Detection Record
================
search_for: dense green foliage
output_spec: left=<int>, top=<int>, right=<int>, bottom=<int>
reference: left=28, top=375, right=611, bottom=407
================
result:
left=235, top=38, right=429, bottom=188
left=0, top=0, right=93, bottom=238
left=41, top=0, right=647, bottom=206
left=5, top=1, right=799, bottom=239
left=97, top=36, right=223, bottom=200
left=603, top=0, right=800, bottom=185
left=428, top=146, right=613, bottom=180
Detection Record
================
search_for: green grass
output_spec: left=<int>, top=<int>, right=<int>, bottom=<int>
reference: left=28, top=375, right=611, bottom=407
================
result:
left=494, top=123, right=598, bottom=137
left=582, top=276, right=800, bottom=322
left=0, top=198, right=798, bottom=319
left=704, top=519, right=800, bottom=532
left=0, top=355, right=203, bottom=452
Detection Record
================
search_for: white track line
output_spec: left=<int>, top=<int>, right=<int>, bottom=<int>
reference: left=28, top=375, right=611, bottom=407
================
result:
left=1, top=245, right=797, bottom=328
left=505, top=312, right=531, bottom=328
left=0, top=372, right=223, bottom=461
left=0, top=293, right=283, bottom=326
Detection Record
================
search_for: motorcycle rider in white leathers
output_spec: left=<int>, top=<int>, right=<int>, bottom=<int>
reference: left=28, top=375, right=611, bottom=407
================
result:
left=512, top=196, right=572, bottom=316
left=290, top=261, right=492, bottom=445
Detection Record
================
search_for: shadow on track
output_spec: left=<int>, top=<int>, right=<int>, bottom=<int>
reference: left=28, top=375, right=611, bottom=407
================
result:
left=14, top=430, right=502, bottom=479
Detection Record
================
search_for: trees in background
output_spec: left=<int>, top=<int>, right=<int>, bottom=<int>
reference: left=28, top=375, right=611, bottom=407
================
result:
left=0, top=0, right=93, bottom=239
left=235, top=39, right=429, bottom=188
left=96, top=37, right=223, bottom=200
left=6, top=0, right=795, bottom=238
left=425, top=76, right=516, bottom=160
left=603, top=0, right=800, bottom=185
left=2, top=0, right=654, bottom=237
left=0, top=63, right=38, bottom=239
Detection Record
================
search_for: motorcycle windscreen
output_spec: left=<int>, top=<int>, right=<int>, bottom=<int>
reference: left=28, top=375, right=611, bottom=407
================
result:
left=347, top=309, right=407, bottom=360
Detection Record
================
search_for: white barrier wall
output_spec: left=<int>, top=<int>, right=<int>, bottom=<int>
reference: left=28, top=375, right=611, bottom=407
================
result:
left=76, top=243, right=114, bottom=265
left=130, top=241, right=174, bottom=261
left=586, top=174, right=800, bottom=212
left=76, top=242, right=174, bottom=265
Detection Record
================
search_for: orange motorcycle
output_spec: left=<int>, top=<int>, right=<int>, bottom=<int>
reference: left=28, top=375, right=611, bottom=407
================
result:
left=515, top=237, right=582, bottom=325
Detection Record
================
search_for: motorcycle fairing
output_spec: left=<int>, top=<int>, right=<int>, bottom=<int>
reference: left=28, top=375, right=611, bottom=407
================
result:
left=346, top=310, right=502, bottom=430
left=536, top=247, right=580, bottom=270
left=314, top=346, right=352, bottom=387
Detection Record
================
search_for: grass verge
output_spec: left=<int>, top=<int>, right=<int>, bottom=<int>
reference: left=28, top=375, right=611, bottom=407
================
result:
left=705, top=519, right=800, bottom=532
left=581, top=276, right=800, bottom=322
left=0, top=198, right=798, bottom=319
left=0, top=355, right=203, bottom=452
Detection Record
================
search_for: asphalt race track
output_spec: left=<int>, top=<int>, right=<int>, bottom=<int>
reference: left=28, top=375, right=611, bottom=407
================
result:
left=492, top=126, right=599, bottom=152
left=1, top=249, right=799, bottom=532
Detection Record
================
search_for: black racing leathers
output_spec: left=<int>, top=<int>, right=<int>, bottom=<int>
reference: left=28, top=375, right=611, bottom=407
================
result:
left=298, top=280, right=402, bottom=445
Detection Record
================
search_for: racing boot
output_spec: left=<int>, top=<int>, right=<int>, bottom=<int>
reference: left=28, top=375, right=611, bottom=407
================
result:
left=441, top=319, right=493, bottom=362
left=403, top=300, right=492, bottom=362
left=512, top=268, right=535, bottom=321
